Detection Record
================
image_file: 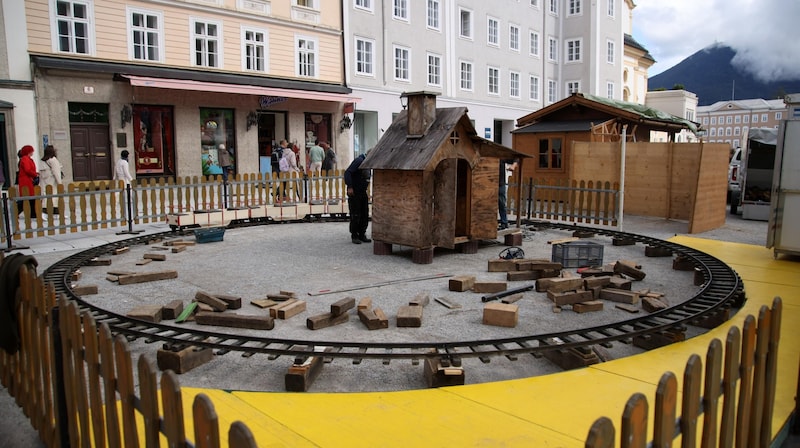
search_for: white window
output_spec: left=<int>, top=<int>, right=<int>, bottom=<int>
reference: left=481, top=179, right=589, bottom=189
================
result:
left=549, top=0, right=558, bottom=15
left=427, top=53, right=441, bottom=87
left=726, top=127, right=732, bottom=136
left=129, top=8, right=162, bottom=62
left=726, top=116, right=732, bottom=124
left=509, top=24, right=520, bottom=51
left=548, top=37, right=558, bottom=61
left=566, top=38, right=581, bottom=62
left=548, top=79, right=557, bottom=103
left=393, top=0, right=408, bottom=21
left=242, top=27, right=267, bottom=72
left=743, top=115, right=749, bottom=123
left=710, top=128, right=716, bottom=137
left=53, top=0, right=93, bottom=55
left=702, top=117, right=708, bottom=125
left=735, top=115, right=741, bottom=123
left=566, top=81, right=580, bottom=94
left=459, top=8, right=472, bottom=39
left=296, top=35, right=317, bottom=77
left=568, top=0, right=581, bottom=15
left=192, top=19, right=221, bottom=68
left=607, top=0, right=615, bottom=17
left=393, top=45, right=410, bottom=81
left=354, top=0, right=372, bottom=12
left=487, top=17, right=499, bottom=46
left=509, top=71, right=520, bottom=98
left=606, top=82, right=614, bottom=99
left=743, top=126, right=748, bottom=136
left=354, top=37, right=374, bottom=76
left=776, top=112, right=782, bottom=120
left=529, top=75, right=540, bottom=101
left=711, top=116, right=717, bottom=125
left=529, top=31, right=540, bottom=57
left=488, top=66, right=500, bottom=95
left=752, top=114, right=758, bottom=123
left=761, top=113, right=768, bottom=122
left=460, top=60, right=473, bottom=91
left=734, top=127, right=741, bottom=135
left=294, top=0, right=317, bottom=8
left=427, top=0, right=440, bottom=30
left=606, top=40, right=615, bottom=64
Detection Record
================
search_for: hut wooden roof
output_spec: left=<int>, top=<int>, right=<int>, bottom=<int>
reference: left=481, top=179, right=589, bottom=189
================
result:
left=361, top=107, right=527, bottom=171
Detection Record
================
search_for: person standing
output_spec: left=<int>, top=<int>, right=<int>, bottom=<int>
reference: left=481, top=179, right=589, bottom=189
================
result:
left=497, top=159, right=518, bottom=230
left=279, top=143, right=300, bottom=200
left=17, top=145, right=39, bottom=219
left=114, top=150, right=133, bottom=186
left=308, top=140, right=325, bottom=176
left=38, top=145, right=64, bottom=214
left=218, top=143, right=233, bottom=182
left=344, top=153, right=371, bottom=244
left=322, top=143, right=337, bottom=173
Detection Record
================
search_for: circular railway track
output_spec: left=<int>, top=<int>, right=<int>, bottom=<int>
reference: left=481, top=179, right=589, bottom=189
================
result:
left=42, top=219, right=745, bottom=366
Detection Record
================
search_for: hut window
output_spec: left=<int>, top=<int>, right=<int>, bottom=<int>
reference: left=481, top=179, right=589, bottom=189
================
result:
left=538, top=137, right=563, bottom=169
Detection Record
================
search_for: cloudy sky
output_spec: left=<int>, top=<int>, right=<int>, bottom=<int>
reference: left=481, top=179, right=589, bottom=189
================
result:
left=632, top=0, right=800, bottom=82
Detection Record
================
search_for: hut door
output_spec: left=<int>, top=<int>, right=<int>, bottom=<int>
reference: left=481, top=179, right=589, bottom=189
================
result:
left=431, top=159, right=459, bottom=249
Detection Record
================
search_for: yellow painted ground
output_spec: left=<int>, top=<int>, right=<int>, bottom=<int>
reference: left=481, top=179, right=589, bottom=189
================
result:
left=172, top=237, right=798, bottom=447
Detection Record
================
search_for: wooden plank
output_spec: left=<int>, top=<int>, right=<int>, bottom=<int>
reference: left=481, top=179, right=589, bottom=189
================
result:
left=358, top=308, right=384, bottom=330
left=409, top=293, right=430, bottom=307
left=194, top=291, right=228, bottom=311
left=615, top=303, right=640, bottom=313
left=171, top=245, right=186, bottom=253
left=434, top=297, right=462, bottom=309
left=87, top=257, right=112, bottom=266
left=601, top=288, right=640, bottom=304
left=277, top=300, right=306, bottom=319
left=472, top=282, right=507, bottom=293
left=330, top=297, right=355, bottom=316
left=195, top=312, right=275, bottom=330
left=448, top=275, right=475, bottom=292
left=285, top=352, right=326, bottom=392
left=156, top=346, right=214, bottom=373
left=135, top=259, right=152, bottom=265
left=250, top=298, right=279, bottom=309
left=396, top=305, right=423, bottom=327
left=162, top=300, right=184, bottom=320
left=482, top=302, right=518, bottom=327
left=214, top=294, right=242, bottom=310
left=117, top=270, right=178, bottom=285
left=357, top=297, right=373, bottom=310
left=372, top=308, right=389, bottom=329
left=126, top=305, right=163, bottom=323
left=572, top=300, right=603, bottom=313
left=72, top=284, right=98, bottom=296
left=269, top=299, right=298, bottom=318
left=306, top=312, right=349, bottom=330
left=143, top=253, right=167, bottom=261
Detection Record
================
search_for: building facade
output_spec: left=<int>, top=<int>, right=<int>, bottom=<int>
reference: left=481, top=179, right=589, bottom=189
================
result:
left=344, top=0, right=629, bottom=155
left=21, top=0, right=356, bottom=183
left=696, top=98, right=787, bottom=151
left=645, top=89, right=699, bottom=143
left=0, top=0, right=38, bottom=188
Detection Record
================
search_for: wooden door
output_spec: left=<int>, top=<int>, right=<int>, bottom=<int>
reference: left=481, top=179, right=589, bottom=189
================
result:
left=70, top=124, right=112, bottom=181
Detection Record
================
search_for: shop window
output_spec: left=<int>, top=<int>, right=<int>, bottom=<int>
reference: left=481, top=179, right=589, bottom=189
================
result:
left=133, top=105, right=175, bottom=175
left=200, top=108, right=236, bottom=176
left=304, top=113, right=331, bottom=150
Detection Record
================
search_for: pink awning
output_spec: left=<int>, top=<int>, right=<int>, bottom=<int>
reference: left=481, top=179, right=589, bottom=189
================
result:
left=123, top=75, right=360, bottom=103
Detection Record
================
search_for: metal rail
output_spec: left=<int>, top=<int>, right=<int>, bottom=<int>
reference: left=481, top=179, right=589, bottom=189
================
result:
left=42, top=219, right=745, bottom=366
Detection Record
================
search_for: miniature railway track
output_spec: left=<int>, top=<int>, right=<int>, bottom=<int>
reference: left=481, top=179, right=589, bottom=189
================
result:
left=42, top=220, right=745, bottom=366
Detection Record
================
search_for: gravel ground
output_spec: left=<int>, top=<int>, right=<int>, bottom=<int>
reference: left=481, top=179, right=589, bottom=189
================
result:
left=0, top=210, right=772, bottom=447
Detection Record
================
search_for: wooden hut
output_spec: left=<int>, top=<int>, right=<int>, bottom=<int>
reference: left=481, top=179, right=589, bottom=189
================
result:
left=361, top=92, right=528, bottom=264
left=512, top=92, right=698, bottom=184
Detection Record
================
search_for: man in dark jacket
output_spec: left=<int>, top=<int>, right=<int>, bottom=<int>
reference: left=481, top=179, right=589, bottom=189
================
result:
left=344, top=153, right=371, bottom=244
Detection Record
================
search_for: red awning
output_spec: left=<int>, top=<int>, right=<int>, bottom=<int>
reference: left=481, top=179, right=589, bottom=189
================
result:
left=122, top=75, right=361, bottom=104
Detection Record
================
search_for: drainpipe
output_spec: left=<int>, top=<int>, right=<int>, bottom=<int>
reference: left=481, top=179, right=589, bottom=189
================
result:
left=619, top=125, right=627, bottom=231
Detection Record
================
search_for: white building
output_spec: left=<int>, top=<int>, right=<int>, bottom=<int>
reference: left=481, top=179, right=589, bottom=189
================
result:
left=343, top=0, right=631, bottom=156
left=696, top=98, right=787, bottom=150
left=646, top=89, right=699, bottom=142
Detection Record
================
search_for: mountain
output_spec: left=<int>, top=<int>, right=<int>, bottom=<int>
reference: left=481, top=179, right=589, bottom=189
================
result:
left=648, top=44, right=800, bottom=106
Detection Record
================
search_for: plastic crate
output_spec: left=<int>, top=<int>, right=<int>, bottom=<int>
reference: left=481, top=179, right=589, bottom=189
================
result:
left=194, top=226, right=225, bottom=243
left=551, top=241, right=603, bottom=268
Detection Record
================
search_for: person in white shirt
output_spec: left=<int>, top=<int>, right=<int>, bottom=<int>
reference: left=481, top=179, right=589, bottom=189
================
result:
left=114, top=150, right=133, bottom=186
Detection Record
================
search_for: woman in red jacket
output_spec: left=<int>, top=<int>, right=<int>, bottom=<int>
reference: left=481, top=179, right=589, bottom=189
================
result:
left=17, top=145, right=38, bottom=219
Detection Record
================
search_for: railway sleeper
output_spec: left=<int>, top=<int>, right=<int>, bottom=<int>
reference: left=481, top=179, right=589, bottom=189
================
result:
left=632, top=327, right=686, bottom=350
left=691, top=307, right=734, bottom=329
left=538, top=338, right=601, bottom=370
left=424, top=349, right=466, bottom=388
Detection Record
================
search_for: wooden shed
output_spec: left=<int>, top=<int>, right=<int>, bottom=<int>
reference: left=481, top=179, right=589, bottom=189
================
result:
left=361, top=92, right=528, bottom=264
left=512, top=93, right=699, bottom=184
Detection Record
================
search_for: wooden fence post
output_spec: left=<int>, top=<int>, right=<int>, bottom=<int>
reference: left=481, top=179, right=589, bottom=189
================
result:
left=621, top=393, right=648, bottom=448
left=653, top=372, right=677, bottom=448
left=193, top=393, right=221, bottom=448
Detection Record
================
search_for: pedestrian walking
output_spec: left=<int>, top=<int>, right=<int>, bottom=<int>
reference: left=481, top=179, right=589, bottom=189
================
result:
left=344, top=153, right=371, bottom=244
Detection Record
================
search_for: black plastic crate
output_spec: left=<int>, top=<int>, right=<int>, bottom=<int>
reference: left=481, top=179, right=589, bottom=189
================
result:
left=551, top=241, right=603, bottom=268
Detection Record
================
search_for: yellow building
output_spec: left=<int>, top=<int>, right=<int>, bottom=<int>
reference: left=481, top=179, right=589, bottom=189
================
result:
left=25, top=0, right=358, bottom=182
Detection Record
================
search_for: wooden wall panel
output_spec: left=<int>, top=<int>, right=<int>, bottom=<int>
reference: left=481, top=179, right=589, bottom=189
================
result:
left=471, top=158, right=500, bottom=239
left=669, top=144, right=702, bottom=220
left=689, top=143, right=729, bottom=233
left=371, top=170, right=427, bottom=247
left=623, top=143, right=671, bottom=217
left=571, top=142, right=619, bottom=183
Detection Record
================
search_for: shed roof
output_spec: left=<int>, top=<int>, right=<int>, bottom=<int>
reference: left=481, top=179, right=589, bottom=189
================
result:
left=361, top=107, right=528, bottom=171
left=516, top=93, right=699, bottom=135
left=512, top=120, right=595, bottom=134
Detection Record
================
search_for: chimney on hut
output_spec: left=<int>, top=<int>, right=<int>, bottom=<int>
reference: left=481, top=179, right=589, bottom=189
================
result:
left=401, top=91, right=439, bottom=138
